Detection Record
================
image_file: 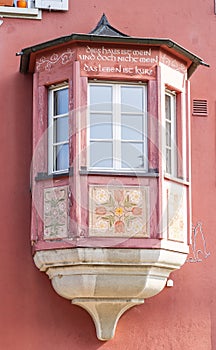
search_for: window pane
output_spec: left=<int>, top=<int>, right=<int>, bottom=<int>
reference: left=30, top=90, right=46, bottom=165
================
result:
left=165, top=121, right=171, bottom=147
left=90, top=85, right=112, bottom=112
left=121, top=86, right=143, bottom=112
left=54, top=144, right=69, bottom=171
left=54, top=117, right=68, bottom=143
left=121, top=114, right=143, bottom=140
left=90, top=114, right=112, bottom=139
left=121, top=142, right=144, bottom=169
left=54, top=88, right=68, bottom=116
left=166, top=148, right=171, bottom=174
left=90, top=141, right=113, bottom=167
left=165, top=94, right=171, bottom=121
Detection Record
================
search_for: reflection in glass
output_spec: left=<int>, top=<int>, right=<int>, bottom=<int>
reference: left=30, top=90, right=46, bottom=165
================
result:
left=54, top=144, right=69, bottom=171
left=121, top=86, right=143, bottom=112
left=90, top=141, right=113, bottom=167
left=165, top=121, right=171, bottom=147
left=54, top=117, right=68, bottom=143
left=90, top=85, right=112, bottom=112
left=90, top=114, right=112, bottom=139
left=121, top=142, right=144, bottom=168
left=165, top=94, right=171, bottom=121
left=121, top=114, right=143, bottom=140
left=54, top=88, right=69, bottom=116
left=166, top=148, right=171, bottom=174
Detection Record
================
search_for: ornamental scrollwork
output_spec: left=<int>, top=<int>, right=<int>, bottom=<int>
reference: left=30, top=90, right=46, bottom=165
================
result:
left=36, top=48, right=75, bottom=72
left=160, top=53, right=187, bottom=73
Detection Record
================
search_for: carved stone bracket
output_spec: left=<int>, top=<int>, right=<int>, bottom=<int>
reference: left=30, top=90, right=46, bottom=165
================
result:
left=34, top=247, right=188, bottom=340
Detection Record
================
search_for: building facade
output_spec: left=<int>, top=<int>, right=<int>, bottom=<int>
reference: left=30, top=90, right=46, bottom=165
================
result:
left=0, top=1, right=215, bottom=349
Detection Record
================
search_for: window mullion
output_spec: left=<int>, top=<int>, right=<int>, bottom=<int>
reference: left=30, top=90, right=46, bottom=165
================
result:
left=48, top=89, right=54, bottom=174
left=171, top=94, right=177, bottom=177
left=114, top=85, right=121, bottom=169
left=144, top=86, right=148, bottom=171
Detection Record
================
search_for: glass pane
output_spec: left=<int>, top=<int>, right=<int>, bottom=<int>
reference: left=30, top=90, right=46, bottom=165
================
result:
left=54, top=88, right=68, bottom=116
left=90, top=85, right=112, bottom=112
left=90, top=141, right=113, bottom=168
left=165, top=94, right=171, bottom=121
left=121, top=86, right=143, bottom=112
left=90, top=114, right=112, bottom=139
left=166, top=148, right=171, bottom=174
left=166, top=121, right=171, bottom=147
left=54, top=117, right=68, bottom=143
left=54, top=144, right=69, bottom=171
left=121, top=142, right=144, bottom=169
left=121, top=114, right=143, bottom=140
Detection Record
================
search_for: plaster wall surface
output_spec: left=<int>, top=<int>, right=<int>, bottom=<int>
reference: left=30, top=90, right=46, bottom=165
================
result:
left=0, top=1, right=215, bottom=349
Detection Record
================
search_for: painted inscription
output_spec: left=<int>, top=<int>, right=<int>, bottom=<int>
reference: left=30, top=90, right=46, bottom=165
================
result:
left=78, top=46, right=158, bottom=78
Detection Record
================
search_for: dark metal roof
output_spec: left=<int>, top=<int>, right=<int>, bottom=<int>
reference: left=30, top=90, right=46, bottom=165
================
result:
left=89, top=13, right=128, bottom=37
left=17, top=14, right=209, bottom=77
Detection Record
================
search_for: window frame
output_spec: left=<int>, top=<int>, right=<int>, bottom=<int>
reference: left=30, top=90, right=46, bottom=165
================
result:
left=48, top=83, right=69, bottom=175
left=165, top=89, right=177, bottom=177
left=0, top=5, right=41, bottom=19
left=87, top=81, right=148, bottom=173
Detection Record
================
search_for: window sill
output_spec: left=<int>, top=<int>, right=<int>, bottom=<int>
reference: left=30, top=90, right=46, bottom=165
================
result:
left=164, top=173, right=190, bottom=186
left=80, top=167, right=159, bottom=177
left=35, top=168, right=73, bottom=181
left=0, top=6, right=42, bottom=19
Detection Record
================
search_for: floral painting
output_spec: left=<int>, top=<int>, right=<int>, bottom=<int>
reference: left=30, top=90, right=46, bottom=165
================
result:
left=89, top=186, right=149, bottom=237
left=44, top=186, right=68, bottom=240
left=166, top=183, right=186, bottom=242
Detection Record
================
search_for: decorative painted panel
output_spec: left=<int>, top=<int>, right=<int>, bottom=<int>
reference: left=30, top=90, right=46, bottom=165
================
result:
left=166, top=182, right=187, bottom=242
left=89, top=185, right=149, bottom=237
left=44, top=186, right=69, bottom=240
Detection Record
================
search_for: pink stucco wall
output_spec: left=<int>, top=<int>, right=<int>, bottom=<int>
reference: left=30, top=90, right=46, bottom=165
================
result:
left=0, top=1, right=215, bottom=349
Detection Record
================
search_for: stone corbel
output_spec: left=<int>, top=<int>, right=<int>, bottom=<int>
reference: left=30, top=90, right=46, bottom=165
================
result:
left=34, top=247, right=187, bottom=340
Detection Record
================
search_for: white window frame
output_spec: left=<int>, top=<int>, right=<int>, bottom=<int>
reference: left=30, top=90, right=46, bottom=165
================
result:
left=48, top=83, right=69, bottom=174
left=0, top=5, right=42, bottom=19
left=0, top=0, right=69, bottom=19
left=87, top=82, right=148, bottom=172
left=165, top=90, right=177, bottom=177
left=35, top=0, right=68, bottom=10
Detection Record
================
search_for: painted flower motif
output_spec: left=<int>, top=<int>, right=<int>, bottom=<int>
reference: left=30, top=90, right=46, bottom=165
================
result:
left=58, top=214, right=67, bottom=225
left=115, top=207, right=124, bottom=216
left=44, top=227, right=51, bottom=236
left=179, top=220, right=184, bottom=230
left=114, top=220, right=125, bottom=233
left=95, top=206, right=107, bottom=215
left=129, top=190, right=142, bottom=205
left=95, top=189, right=110, bottom=204
left=45, top=191, right=55, bottom=201
left=51, top=208, right=58, bottom=217
left=59, top=202, right=67, bottom=211
left=44, top=202, right=51, bottom=213
left=132, top=207, right=142, bottom=215
left=95, top=219, right=109, bottom=230
left=130, top=220, right=143, bottom=234
left=114, top=189, right=124, bottom=203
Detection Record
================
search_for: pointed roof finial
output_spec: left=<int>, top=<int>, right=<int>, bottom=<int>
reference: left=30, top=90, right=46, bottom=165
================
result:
left=89, top=14, right=128, bottom=37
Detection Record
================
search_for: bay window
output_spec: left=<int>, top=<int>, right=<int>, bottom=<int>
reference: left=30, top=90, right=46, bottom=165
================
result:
left=88, top=83, right=147, bottom=171
left=48, top=84, right=69, bottom=174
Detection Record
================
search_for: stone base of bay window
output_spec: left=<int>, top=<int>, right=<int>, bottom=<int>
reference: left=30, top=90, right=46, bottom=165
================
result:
left=33, top=247, right=188, bottom=341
